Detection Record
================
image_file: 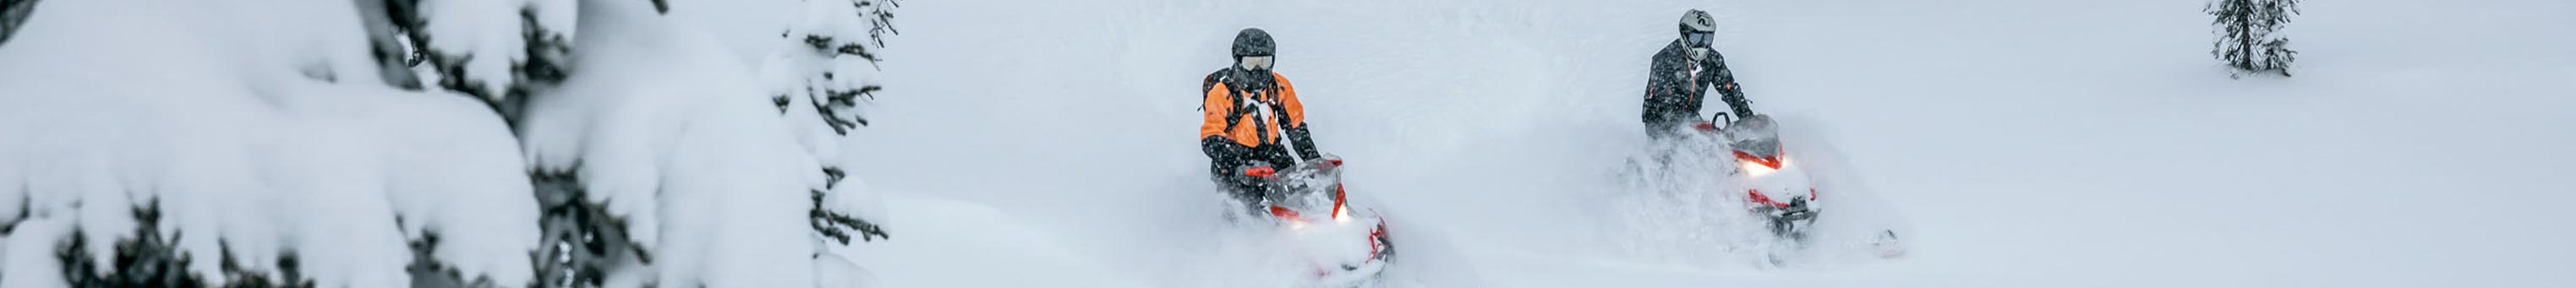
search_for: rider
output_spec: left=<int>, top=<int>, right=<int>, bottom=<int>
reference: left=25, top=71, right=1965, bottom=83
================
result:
left=1200, top=28, right=1323, bottom=203
left=1641, top=9, right=1752, bottom=139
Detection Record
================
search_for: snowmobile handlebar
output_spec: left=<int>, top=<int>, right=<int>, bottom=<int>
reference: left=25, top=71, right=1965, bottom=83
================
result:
left=1239, top=155, right=1345, bottom=179
left=1691, top=112, right=1737, bottom=133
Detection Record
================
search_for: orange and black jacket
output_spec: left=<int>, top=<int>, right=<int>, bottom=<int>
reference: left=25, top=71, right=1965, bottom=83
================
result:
left=1200, top=68, right=1321, bottom=174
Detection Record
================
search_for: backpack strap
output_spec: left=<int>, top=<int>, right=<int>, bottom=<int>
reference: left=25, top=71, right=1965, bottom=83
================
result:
left=1204, top=68, right=1252, bottom=133
left=1200, top=68, right=1229, bottom=111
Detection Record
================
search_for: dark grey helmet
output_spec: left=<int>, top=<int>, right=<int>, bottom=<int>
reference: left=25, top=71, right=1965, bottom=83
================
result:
left=1233, top=28, right=1274, bottom=57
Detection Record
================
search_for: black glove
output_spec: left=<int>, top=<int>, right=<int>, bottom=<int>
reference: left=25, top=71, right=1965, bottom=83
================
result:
left=1203, top=136, right=1250, bottom=176
left=1285, top=125, right=1321, bottom=160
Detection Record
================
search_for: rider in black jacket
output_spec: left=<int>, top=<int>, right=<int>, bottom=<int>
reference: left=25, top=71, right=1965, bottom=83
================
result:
left=1642, top=9, right=1752, bottom=139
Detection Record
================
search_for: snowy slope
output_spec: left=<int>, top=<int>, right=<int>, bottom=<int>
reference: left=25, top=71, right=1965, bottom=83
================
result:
left=846, top=0, right=2575, bottom=287
left=3, top=0, right=2561, bottom=286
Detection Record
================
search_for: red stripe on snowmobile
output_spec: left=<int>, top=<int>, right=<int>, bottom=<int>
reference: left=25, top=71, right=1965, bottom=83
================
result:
left=1269, top=205, right=1301, bottom=220
left=1747, top=189, right=1789, bottom=209
left=1370, top=217, right=1390, bottom=262
left=1734, top=150, right=1781, bottom=169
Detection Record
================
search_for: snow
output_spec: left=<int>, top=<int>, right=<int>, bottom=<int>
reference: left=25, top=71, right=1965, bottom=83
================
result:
left=847, top=0, right=2576, bottom=287
left=516, top=1, right=880, bottom=286
left=848, top=194, right=1144, bottom=287
left=3, top=0, right=884, bottom=285
left=0, top=0, right=2568, bottom=287
left=1, top=217, right=72, bottom=288
left=411, top=0, right=577, bottom=100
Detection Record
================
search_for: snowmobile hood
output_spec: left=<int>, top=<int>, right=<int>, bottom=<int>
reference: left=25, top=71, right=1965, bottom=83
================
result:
left=1726, top=115, right=1781, bottom=160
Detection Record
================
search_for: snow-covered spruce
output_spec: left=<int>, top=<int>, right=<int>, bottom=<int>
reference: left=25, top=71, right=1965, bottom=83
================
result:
left=766, top=0, right=900, bottom=134
left=761, top=0, right=901, bottom=247
left=0, top=0, right=539, bottom=286
left=513, top=0, right=894, bottom=287
left=2207, top=0, right=2300, bottom=77
left=1, top=0, right=894, bottom=287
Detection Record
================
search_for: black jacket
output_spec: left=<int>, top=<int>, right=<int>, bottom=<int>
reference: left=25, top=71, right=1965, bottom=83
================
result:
left=1641, top=40, right=1748, bottom=133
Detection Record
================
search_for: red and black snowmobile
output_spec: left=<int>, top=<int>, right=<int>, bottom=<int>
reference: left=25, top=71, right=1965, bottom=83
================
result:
left=1696, top=114, right=1820, bottom=240
left=1696, top=114, right=1904, bottom=260
left=1236, top=155, right=1394, bottom=285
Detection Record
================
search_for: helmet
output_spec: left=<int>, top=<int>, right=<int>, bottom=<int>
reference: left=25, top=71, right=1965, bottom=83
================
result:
left=1233, top=28, right=1275, bottom=57
left=1232, top=28, right=1277, bottom=72
left=1678, top=10, right=1715, bottom=60
left=1678, top=9, right=1715, bottom=35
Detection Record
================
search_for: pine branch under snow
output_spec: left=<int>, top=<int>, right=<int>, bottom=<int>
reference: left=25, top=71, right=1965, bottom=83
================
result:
left=0, top=0, right=900, bottom=287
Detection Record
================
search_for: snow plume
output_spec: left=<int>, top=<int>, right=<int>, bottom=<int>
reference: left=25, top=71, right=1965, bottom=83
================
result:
left=0, top=0, right=895, bottom=287
left=1600, top=137, right=1785, bottom=269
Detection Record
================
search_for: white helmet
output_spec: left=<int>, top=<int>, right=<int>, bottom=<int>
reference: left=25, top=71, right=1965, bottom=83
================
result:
left=1679, top=9, right=1715, bottom=35
left=1680, top=9, right=1716, bottom=60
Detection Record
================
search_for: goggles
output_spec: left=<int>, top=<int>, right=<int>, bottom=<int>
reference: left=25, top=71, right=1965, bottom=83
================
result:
left=1684, top=33, right=1714, bottom=48
left=1239, top=56, right=1274, bottom=71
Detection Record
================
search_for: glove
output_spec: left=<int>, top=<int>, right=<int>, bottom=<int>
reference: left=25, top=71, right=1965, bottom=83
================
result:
left=1286, top=125, right=1322, bottom=160
left=1203, top=136, right=1250, bottom=176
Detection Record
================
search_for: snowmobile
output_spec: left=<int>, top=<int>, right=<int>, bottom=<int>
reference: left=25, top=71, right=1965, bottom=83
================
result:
left=1693, top=114, right=1905, bottom=259
left=1693, top=114, right=1819, bottom=240
left=1233, top=154, right=1394, bottom=285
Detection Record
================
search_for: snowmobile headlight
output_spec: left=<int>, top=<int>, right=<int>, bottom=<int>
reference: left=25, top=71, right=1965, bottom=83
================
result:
left=1741, top=160, right=1775, bottom=177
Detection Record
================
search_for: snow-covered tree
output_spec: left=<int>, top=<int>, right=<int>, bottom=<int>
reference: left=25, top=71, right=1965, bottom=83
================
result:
left=1, top=0, right=899, bottom=287
left=507, top=0, right=898, bottom=287
left=2, top=1, right=539, bottom=286
left=762, top=0, right=900, bottom=248
left=768, top=0, right=900, bottom=134
left=2207, top=0, right=2300, bottom=77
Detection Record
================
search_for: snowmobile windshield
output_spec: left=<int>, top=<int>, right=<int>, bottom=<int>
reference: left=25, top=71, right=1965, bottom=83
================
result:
left=1262, top=160, right=1343, bottom=209
left=1726, top=115, right=1780, bottom=159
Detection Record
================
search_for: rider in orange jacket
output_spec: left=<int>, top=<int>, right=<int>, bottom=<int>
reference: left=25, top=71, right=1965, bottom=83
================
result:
left=1200, top=28, right=1323, bottom=199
